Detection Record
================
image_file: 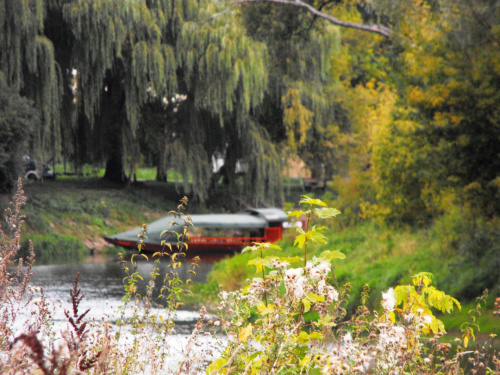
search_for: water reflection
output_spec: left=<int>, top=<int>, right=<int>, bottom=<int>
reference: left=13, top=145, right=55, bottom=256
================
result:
left=28, top=254, right=217, bottom=331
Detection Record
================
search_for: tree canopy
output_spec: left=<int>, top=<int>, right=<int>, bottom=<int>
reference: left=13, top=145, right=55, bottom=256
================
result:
left=1, top=0, right=498, bottom=222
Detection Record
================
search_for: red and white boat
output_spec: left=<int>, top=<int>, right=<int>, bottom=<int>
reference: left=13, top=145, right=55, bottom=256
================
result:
left=104, top=208, right=294, bottom=253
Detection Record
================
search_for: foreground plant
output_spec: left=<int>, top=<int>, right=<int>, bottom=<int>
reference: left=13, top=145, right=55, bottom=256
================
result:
left=2, top=186, right=499, bottom=374
left=208, top=196, right=499, bottom=375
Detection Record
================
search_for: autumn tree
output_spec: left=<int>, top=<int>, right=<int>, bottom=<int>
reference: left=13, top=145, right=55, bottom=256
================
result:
left=368, top=0, right=500, bottom=223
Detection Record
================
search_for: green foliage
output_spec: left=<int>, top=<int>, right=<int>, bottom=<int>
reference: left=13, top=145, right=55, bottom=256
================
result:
left=20, top=233, right=87, bottom=264
left=392, top=272, right=461, bottom=334
left=366, top=0, right=500, bottom=222
left=0, top=74, right=38, bottom=192
left=206, top=197, right=490, bottom=375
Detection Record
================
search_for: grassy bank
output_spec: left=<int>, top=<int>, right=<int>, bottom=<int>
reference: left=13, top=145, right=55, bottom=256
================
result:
left=1, top=178, right=194, bottom=263
left=192, top=217, right=500, bottom=334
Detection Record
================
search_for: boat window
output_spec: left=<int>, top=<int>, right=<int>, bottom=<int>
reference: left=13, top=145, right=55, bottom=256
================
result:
left=189, top=227, right=264, bottom=238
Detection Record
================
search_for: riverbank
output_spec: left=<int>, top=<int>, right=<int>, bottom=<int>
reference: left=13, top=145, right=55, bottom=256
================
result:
left=2, top=177, right=499, bottom=337
left=2, top=178, right=200, bottom=262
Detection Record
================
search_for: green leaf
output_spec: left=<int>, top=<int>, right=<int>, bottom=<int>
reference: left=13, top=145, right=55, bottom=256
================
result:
left=300, top=195, right=327, bottom=207
left=257, top=303, right=275, bottom=315
left=248, top=257, right=277, bottom=273
left=308, top=332, right=323, bottom=340
left=294, top=233, right=307, bottom=249
left=314, top=250, right=346, bottom=263
left=242, top=245, right=255, bottom=253
left=307, top=292, right=325, bottom=303
left=296, top=331, right=310, bottom=342
left=243, top=242, right=282, bottom=253
left=314, top=315, right=336, bottom=328
left=314, top=207, right=341, bottom=219
left=294, top=226, right=328, bottom=248
left=307, top=226, right=328, bottom=244
left=412, top=272, right=434, bottom=287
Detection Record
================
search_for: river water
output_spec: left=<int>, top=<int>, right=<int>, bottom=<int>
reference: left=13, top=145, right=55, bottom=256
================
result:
left=28, top=254, right=218, bottom=333
left=13, top=254, right=225, bottom=372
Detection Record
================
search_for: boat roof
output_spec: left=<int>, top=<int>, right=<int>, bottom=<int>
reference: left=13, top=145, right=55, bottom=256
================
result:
left=179, top=213, right=268, bottom=229
left=105, top=210, right=286, bottom=245
left=243, top=208, right=288, bottom=223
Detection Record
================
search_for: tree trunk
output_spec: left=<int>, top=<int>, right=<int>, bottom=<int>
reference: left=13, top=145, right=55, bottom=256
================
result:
left=101, top=66, right=127, bottom=183
left=104, top=147, right=125, bottom=182
left=156, top=145, right=168, bottom=182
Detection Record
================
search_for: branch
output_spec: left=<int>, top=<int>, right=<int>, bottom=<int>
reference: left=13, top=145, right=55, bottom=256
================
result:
left=200, top=5, right=238, bottom=23
left=224, top=0, right=392, bottom=38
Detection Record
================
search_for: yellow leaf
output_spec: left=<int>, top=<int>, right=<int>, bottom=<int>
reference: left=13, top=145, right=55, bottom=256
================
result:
left=239, top=324, right=253, bottom=342
left=257, top=303, right=275, bottom=315
left=300, top=355, right=311, bottom=367
left=302, top=298, right=311, bottom=313
left=207, top=357, right=227, bottom=374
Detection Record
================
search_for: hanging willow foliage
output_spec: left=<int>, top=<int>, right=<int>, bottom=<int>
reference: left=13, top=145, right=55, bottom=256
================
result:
left=178, top=4, right=268, bottom=121
left=240, top=120, right=282, bottom=206
left=63, top=0, right=177, bottom=128
left=281, top=25, right=341, bottom=153
left=0, top=0, right=61, bottom=160
left=166, top=2, right=287, bottom=203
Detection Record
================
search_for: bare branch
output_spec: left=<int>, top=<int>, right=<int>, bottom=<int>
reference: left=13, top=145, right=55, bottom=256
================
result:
left=200, top=5, right=238, bottom=23
left=221, top=0, right=392, bottom=38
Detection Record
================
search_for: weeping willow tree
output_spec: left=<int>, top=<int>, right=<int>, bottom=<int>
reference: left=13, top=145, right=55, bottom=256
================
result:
left=55, top=0, right=180, bottom=182
left=169, top=2, right=283, bottom=204
left=240, top=3, right=346, bottom=181
left=0, top=0, right=61, bottom=164
left=50, top=0, right=278, bottom=205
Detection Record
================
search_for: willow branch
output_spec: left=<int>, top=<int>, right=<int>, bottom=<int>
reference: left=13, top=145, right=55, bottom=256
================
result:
left=221, top=0, right=392, bottom=38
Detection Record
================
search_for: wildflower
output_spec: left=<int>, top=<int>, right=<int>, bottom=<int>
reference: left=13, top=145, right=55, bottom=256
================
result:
left=292, top=276, right=307, bottom=299
left=317, top=262, right=331, bottom=274
left=317, top=279, right=326, bottom=294
left=381, top=288, right=395, bottom=312
left=272, top=260, right=289, bottom=269
left=286, top=267, right=303, bottom=279
left=404, top=313, right=414, bottom=322
left=326, top=285, right=339, bottom=302
left=422, top=315, right=432, bottom=325
left=309, top=268, right=322, bottom=281
left=344, top=332, right=353, bottom=343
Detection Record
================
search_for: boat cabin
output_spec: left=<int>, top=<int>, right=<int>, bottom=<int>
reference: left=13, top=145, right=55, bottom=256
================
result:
left=104, top=208, right=290, bottom=253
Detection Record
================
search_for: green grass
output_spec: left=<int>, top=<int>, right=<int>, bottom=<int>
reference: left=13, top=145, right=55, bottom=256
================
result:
left=2, top=178, right=196, bottom=263
left=52, top=164, right=185, bottom=182
left=190, top=218, right=500, bottom=335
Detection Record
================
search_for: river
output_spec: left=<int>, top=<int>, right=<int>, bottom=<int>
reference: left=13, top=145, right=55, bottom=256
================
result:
left=28, top=253, right=218, bottom=333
